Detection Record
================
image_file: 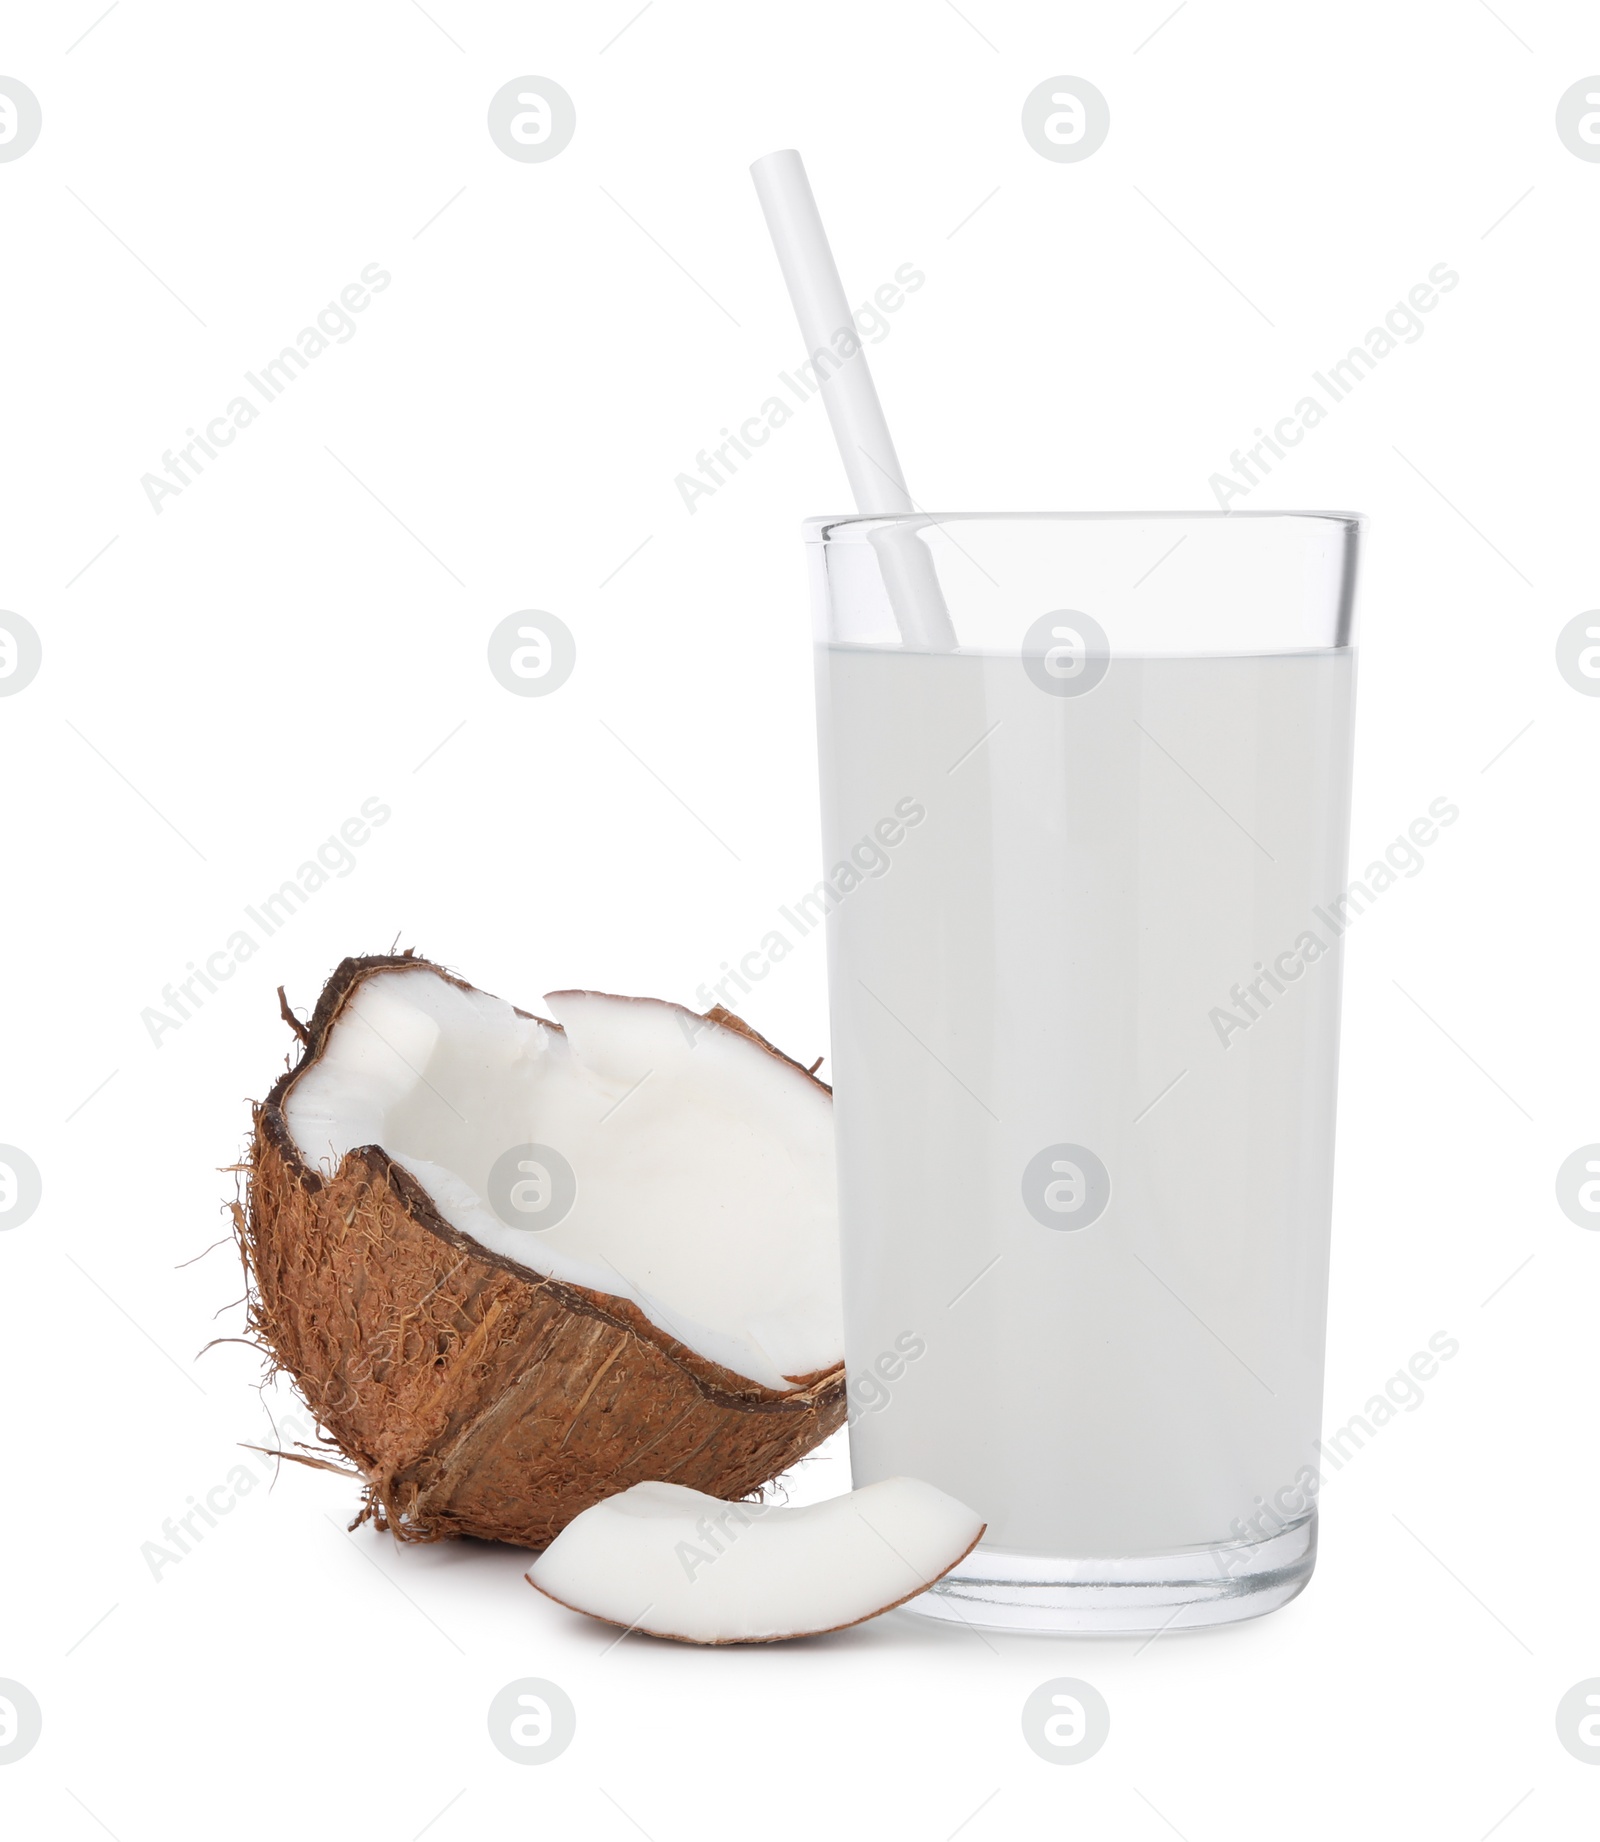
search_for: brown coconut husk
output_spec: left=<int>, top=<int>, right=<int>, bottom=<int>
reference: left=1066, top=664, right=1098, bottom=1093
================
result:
left=237, top=951, right=846, bottom=1550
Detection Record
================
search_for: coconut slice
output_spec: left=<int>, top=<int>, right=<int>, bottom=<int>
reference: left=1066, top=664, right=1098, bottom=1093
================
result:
left=242, top=953, right=847, bottom=1548
left=526, top=1478, right=985, bottom=1644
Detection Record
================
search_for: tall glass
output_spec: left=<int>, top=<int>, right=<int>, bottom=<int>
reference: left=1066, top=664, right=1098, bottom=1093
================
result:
left=808, top=512, right=1360, bottom=1633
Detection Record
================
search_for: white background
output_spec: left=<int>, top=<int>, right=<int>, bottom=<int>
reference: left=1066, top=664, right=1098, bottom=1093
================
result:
left=2, top=1, right=1597, bottom=1834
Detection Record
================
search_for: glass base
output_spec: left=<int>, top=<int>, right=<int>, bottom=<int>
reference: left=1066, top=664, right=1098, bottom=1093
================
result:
left=900, top=1511, right=1317, bottom=1636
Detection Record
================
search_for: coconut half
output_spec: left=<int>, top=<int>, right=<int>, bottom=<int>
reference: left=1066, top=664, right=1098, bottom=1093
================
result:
left=241, top=952, right=847, bottom=1547
left=527, top=1478, right=985, bottom=1644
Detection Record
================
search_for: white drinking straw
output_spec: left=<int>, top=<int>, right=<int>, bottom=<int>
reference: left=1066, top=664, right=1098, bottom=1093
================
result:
left=750, top=149, right=957, bottom=651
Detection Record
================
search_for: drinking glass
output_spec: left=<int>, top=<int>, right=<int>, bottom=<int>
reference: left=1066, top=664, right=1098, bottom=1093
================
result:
left=808, top=511, right=1360, bottom=1633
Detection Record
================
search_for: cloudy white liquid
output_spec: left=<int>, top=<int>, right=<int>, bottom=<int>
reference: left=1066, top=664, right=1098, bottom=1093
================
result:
left=815, top=644, right=1355, bottom=1557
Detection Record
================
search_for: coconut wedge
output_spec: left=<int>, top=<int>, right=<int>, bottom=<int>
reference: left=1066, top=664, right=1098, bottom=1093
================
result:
left=526, top=1478, right=985, bottom=1644
left=242, top=953, right=847, bottom=1547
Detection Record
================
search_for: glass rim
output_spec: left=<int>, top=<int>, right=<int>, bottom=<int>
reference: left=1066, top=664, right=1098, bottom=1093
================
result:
left=804, top=509, right=1365, bottom=542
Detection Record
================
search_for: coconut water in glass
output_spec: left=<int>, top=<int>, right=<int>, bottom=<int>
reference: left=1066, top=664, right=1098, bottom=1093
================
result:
left=808, top=511, right=1360, bottom=1632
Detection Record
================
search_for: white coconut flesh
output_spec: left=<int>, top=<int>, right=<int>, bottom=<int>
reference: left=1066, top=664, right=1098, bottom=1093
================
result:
left=527, top=1478, right=985, bottom=1644
left=283, top=967, right=842, bottom=1391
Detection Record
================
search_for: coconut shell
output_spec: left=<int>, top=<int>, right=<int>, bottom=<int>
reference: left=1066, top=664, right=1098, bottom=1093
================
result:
left=238, top=952, right=846, bottom=1549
